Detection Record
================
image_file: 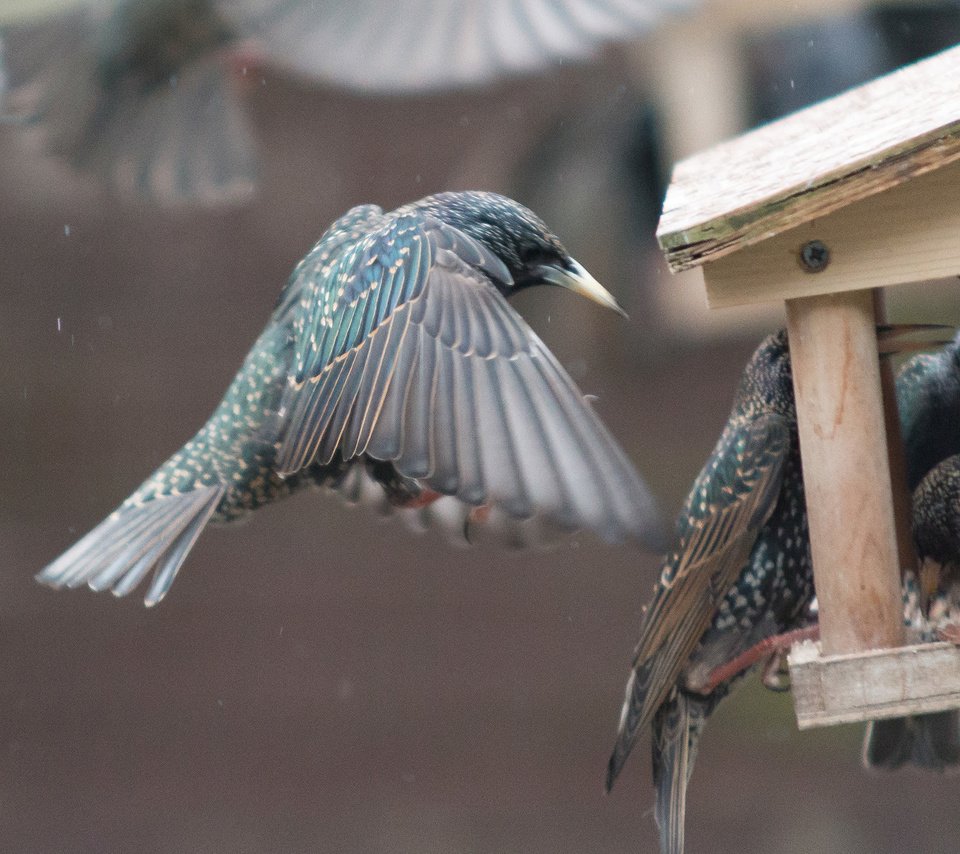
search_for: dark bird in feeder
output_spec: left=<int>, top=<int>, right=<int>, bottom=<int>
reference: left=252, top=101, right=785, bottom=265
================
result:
left=605, top=329, right=815, bottom=854
left=1, top=0, right=693, bottom=204
left=863, top=335, right=960, bottom=772
left=37, top=191, right=665, bottom=606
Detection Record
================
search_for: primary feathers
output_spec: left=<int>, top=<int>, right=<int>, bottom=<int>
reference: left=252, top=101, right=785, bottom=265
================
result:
left=38, top=191, right=665, bottom=605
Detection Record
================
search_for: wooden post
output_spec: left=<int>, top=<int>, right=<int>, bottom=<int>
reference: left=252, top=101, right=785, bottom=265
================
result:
left=785, top=290, right=905, bottom=655
left=656, top=46, right=960, bottom=726
left=873, top=290, right=918, bottom=575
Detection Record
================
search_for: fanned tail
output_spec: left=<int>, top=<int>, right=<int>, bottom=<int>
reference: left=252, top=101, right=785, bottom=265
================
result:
left=863, top=711, right=960, bottom=771
left=36, top=484, right=225, bottom=606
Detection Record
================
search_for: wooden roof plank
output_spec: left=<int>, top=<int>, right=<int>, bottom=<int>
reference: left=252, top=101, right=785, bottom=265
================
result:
left=658, top=44, right=960, bottom=272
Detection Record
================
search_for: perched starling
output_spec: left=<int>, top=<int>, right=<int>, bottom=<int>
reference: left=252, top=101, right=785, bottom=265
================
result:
left=606, top=329, right=814, bottom=854
left=863, top=335, right=960, bottom=772
left=1, top=0, right=694, bottom=203
left=37, top=191, right=665, bottom=606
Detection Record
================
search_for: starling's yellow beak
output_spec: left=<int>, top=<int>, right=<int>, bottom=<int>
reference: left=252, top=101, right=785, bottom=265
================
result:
left=540, top=260, right=629, bottom=319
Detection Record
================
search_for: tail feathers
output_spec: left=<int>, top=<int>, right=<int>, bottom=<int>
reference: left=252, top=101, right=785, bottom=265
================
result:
left=37, top=484, right=225, bottom=606
left=863, top=711, right=960, bottom=771
left=652, top=693, right=707, bottom=854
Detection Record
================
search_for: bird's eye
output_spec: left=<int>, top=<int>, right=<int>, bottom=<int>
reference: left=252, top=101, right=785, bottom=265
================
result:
left=518, top=246, right=554, bottom=267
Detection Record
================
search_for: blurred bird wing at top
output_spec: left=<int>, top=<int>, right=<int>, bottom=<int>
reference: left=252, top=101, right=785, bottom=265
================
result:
left=274, top=210, right=664, bottom=547
left=223, top=0, right=696, bottom=92
left=0, top=0, right=696, bottom=206
left=1, top=0, right=257, bottom=205
left=606, top=412, right=790, bottom=788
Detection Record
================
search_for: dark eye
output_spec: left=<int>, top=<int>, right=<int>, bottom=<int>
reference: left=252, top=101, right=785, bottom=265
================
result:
left=518, top=246, right=554, bottom=267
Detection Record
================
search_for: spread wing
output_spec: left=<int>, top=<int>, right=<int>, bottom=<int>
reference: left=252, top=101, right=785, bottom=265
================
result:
left=275, top=213, right=663, bottom=546
left=606, top=413, right=790, bottom=787
left=225, top=0, right=695, bottom=92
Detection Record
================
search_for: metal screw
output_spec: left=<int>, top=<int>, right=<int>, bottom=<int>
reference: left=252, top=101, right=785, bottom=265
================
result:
left=799, top=239, right=830, bottom=273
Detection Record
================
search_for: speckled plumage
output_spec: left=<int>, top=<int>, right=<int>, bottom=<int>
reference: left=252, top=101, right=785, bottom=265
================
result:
left=607, top=329, right=814, bottom=854
left=38, top=191, right=664, bottom=606
left=863, top=335, right=960, bottom=772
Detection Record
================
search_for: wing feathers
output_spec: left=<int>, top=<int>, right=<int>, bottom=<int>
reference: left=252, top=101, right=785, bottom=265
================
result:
left=279, top=215, right=662, bottom=544
left=607, top=414, right=790, bottom=787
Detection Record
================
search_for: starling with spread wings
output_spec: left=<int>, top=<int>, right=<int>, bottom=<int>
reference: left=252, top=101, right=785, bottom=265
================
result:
left=37, top=191, right=664, bottom=606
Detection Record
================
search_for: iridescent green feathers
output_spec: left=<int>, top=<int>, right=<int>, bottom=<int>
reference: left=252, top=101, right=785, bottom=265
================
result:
left=38, top=192, right=665, bottom=605
left=275, top=196, right=662, bottom=542
left=606, top=411, right=789, bottom=789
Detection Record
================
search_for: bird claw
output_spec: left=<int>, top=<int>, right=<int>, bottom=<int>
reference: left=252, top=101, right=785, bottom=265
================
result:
left=462, top=504, right=491, bottom=542
left=936, top=623, right=960, bottom=644
left=760, top=651, right=792, bottom=691
left=693, top=624, right=820, bottom=696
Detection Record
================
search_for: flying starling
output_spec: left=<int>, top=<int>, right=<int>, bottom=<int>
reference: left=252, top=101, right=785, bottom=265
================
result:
left=863, top=334, right=960, bottom=772
left=37, top=191, right=665, bottom=606
left=605, top=329, right=814, bottom=854
left=1, top=0, right=693, bottom=204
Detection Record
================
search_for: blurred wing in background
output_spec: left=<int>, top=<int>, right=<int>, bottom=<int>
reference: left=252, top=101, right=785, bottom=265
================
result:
left=1, top=0, right=696, bottom=203
left=225, top=0, right=696, bottom=92
left=1, top=0, right=256, bottom=205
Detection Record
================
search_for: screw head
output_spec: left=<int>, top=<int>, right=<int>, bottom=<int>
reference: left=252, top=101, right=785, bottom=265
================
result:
left=799, top=239, right=830, bottom=273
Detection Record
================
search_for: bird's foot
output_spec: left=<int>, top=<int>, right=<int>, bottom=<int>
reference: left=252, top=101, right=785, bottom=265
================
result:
left=401, top=489, right=444, bottom=510
left=936, top=623, right=960, bottom=644
left=462, top=505, right=491, bottom=542
left=693, top=624, right=821, bottom=696
left=760, top=650, right=792, bottom=691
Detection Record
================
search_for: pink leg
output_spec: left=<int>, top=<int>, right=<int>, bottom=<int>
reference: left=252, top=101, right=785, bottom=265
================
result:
left=401, top=489, right=444, bottom=510
left=937, top=623, right=960, bottom=644
left=693, top=624, right=821, bottom=696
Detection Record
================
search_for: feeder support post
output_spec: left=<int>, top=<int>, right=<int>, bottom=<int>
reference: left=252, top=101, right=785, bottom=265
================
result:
left=785, top=289, right=906, bottom=656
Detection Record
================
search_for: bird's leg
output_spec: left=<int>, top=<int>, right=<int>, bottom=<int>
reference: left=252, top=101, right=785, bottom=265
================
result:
left=400, top=488, right=444, bottom=510
left=693, top=624, right=821, bottom=696
left=937, top=624, right=960, bottom=644
left=462, top=505, right=492, bottom=542
left=759, top=650, right=792, bottom=691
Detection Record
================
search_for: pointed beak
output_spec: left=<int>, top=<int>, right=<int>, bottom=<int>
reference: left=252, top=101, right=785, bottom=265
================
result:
left=539, top=260, right=629, bottom=319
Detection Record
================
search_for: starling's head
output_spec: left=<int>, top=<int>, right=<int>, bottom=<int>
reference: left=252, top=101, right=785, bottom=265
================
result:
left=735, top=329, right=796, bottom=418
left=410, top=191, right=627, bottom=316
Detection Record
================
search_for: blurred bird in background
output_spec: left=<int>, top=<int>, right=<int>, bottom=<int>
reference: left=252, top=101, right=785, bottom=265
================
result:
left=864, top=333, right=960, bottom=773
left=37, top=191, right=665, bottom=606
left=0, top=0, right=696, bottom=205
left=605, top=329, right=814, bottom=854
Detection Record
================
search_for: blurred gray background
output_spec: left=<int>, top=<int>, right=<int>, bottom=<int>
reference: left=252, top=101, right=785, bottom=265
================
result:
left=2, top=3, right=960, bottom=852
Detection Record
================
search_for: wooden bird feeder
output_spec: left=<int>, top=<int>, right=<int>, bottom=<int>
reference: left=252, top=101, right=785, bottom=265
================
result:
left=656, top=45, right=960, bottom=730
